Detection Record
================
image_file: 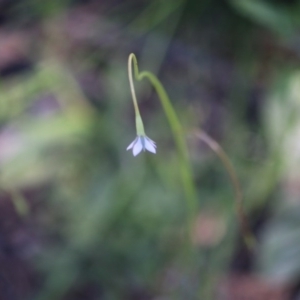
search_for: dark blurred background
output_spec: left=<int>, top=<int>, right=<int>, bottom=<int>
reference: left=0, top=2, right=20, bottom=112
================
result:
left=0, top=0, right=300, bottom=299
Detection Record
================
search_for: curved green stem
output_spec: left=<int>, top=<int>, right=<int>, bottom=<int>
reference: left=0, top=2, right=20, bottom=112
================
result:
left=128, top=53, right=197, bottom=237
left=128, top=54, right=145, bottom=136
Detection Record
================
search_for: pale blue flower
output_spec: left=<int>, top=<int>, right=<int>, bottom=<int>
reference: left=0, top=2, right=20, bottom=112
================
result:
left=126, top=135, right=156, bottom=156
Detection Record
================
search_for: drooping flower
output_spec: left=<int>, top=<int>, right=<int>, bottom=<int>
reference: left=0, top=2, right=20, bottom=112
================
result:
left=127, top=135, right=156, bottom=156
left=126, top=54, right=157, bottom=156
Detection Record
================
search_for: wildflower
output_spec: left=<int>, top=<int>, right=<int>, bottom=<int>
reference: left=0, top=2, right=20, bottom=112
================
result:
left=127, top=53, right=157, bottom=156
left=127, top=135, right=156, bottom=156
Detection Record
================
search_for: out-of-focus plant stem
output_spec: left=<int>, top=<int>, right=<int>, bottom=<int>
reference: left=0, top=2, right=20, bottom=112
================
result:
left=193, top=130, right=256, bottom=249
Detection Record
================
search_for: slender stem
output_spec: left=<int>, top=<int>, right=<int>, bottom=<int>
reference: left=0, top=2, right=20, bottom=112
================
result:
left=128, top=54, right=140, bottom=116
left=128, top=53, right=197, bottom=237
left=193, top=130, right=256, bottom=249
left=128, top=54, right=145, bottom=135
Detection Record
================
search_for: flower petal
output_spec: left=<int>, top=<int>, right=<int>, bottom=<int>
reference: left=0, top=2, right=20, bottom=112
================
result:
left=145, top=137, right=156, bottom=148
left=145, top=138, right=156, bottom=153
left=126, top=137, right=137, bottom=150
left=133, top=137, right=143, bottom=156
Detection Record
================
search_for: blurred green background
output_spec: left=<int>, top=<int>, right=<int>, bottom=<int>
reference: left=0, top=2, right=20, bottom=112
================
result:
left=0, top=0, right=300, bottom=299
